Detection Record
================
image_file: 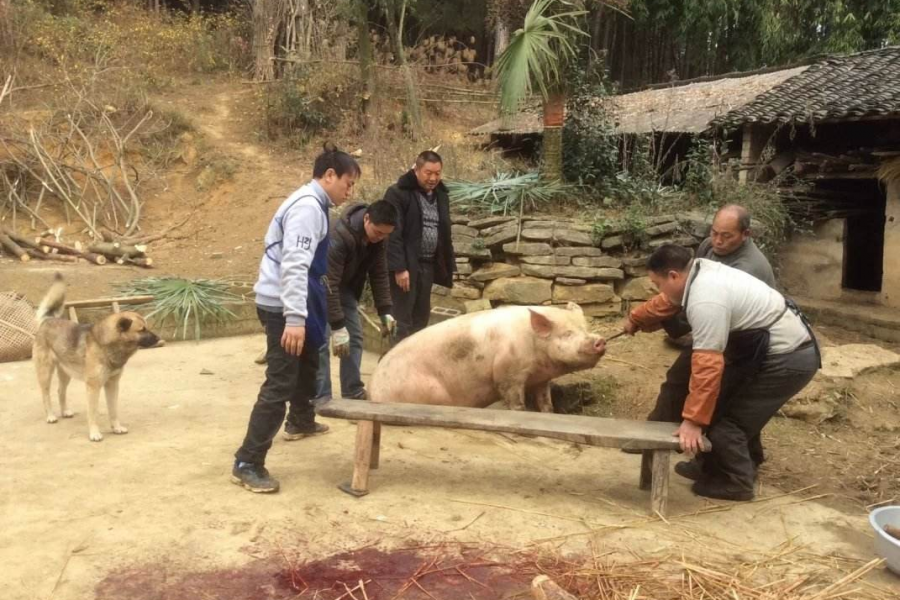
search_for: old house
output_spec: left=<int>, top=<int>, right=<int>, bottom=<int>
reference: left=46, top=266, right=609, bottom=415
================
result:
left=713, top=46, right=900, bottom=339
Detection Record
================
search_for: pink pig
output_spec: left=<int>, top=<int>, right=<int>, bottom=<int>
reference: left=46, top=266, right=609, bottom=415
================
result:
left=368, top=303, right=606, bottom=412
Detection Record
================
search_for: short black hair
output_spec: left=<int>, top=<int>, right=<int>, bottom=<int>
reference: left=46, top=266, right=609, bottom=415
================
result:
left=717, top=204, right=751, bottom=232
left=313, top=142, right=361, bottom=179
left=415, top=150, right=443, bottom=168
left=647, top=244, right=693, bottom=274
left=365, top=200, right=397, bottom=227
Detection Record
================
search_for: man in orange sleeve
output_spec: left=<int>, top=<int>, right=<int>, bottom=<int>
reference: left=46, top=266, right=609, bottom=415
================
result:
left=623, top=245, right=819, bottom=501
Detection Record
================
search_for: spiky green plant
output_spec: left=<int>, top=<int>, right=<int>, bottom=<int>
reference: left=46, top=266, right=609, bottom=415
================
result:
left=117, top=277, right=242, bottom=341
left=446, top=171, right=573, bottom=215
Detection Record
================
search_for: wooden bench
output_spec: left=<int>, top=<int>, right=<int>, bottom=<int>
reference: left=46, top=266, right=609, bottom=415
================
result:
left=317, top=399, right=698, bottom=516
left=64, top=295, right=154, bottom=323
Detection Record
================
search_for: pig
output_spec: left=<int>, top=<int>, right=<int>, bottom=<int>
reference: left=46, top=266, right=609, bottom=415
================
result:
left=368, top=302, right=606, bottom=412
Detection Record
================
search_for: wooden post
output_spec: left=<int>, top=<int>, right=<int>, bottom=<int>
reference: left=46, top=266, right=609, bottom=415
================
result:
left=67, top=306, right=79, bottom=323
left=111, top=301, right=121, bottom=314
left=650, top=450, right=670, bottom=516
left=370, top=422, right=381, bottom=470
left=639, top=450, right=652, bottom=491
left=338, top=420, right=374, bottom=497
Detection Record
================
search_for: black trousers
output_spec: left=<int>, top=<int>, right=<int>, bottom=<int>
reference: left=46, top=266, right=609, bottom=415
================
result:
left=234, top=308, right=319, bottom=465
left=648, top=348, right=766, bottom=466
left=390, top=261, right=434, bottom=342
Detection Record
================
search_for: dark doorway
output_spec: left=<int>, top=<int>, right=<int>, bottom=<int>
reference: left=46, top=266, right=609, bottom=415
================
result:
left=843, top=182, right=886, bottom=292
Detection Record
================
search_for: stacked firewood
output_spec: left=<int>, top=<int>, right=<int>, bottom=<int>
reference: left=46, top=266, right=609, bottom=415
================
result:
left=0, top=227, right=153, bottom=267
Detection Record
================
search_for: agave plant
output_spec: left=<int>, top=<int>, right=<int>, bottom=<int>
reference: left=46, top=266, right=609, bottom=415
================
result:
left=117, top=277, right=242, bottom=341
left=446, top=171, right=573, bottom=215
left=494, top=0, right=587, bottom=180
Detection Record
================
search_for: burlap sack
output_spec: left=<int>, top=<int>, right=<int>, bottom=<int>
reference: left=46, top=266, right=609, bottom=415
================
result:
left=0, top=292, right=37, bottom=362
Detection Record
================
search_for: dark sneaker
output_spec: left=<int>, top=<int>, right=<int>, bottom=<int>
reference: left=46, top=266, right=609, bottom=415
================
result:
left=283, top=421, right=330, bottom=441
left=345, top=389, right=368, bottom=400
left=231, top=462, right=279, bottom=493
left=675, top=459, right=703, bottom=481
left=692, top=478, right=753, bottom=502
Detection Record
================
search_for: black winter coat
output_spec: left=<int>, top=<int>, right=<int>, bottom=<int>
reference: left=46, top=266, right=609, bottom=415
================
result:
left=382, top=170, right=455, bottom=288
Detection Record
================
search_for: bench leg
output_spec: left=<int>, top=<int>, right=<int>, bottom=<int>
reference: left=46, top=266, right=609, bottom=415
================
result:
left=650, top=450, right=670, bottom=517
left=639, top=450, right=652, bottom=491
left=338, top=420, right=374, bottom=497
left=370, top=422, right=381, bottom=470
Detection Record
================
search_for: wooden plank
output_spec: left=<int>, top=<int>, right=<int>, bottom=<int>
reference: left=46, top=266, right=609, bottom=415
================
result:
left=651, top=450, right=670, bottom=516
left=64, top=295, right=154, bottom=309
left=318, top=399, right=683, bottom=450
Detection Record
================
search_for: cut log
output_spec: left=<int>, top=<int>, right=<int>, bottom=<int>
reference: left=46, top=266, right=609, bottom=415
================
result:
left=1, top=228, right=43, bottom=253
left=0, top=233, right=30, bottom=262
left=532, top=575, right=579, bottom=600
left=38, top=238, right=107, bottom=265
left=87, top=242, right=148, bottom=259
left=25, top=249, right=77, bottom=263
left=122, top=256, right=154, bottom=268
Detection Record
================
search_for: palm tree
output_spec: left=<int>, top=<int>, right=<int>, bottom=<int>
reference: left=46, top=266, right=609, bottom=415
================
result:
left=494, top=0, right=587, bottom=180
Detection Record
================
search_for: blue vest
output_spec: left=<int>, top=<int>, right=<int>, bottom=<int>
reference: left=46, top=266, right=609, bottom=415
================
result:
left=306, top=210, right=329, bottom=349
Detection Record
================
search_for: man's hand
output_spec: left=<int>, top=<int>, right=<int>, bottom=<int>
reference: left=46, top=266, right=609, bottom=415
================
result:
left=332, top=327, right=351, bottom=358
left=673, top=419, right=704, bottom=454
left=380, top=314, right=397, bottom=338
left=621, top=317, right=639, bottom=336
left=281, top=325, right=306, bottom=356
left=395, top=270, right=410, bottom=292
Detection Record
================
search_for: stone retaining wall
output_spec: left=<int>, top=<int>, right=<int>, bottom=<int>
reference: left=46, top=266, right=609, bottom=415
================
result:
left=435, top=213, right=707, bottom=317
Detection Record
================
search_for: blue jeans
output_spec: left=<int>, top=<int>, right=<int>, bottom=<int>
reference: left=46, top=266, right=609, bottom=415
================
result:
left=315, top=292, right=365, bottom=400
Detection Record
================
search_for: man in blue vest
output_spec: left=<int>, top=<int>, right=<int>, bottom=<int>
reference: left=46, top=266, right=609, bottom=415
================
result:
left=232, top=146, right=361, bottom=494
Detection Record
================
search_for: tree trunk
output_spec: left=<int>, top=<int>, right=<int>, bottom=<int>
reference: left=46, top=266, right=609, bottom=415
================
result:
left=190, top=0, right=200, bottom=14
left=356, top=0, right=374, bottom=130
left=0, top=0, right=12, bottom=50
left=541, top=93, right=565, bottom=181
left=494, top=18, right=510, bottom=64
left=384, top=0, right=422, bottom=139
left=252, top=0, right=277, bottom=81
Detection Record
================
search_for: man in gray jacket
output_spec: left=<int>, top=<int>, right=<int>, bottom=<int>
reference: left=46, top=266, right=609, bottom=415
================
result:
left=232, top=147, right=360, bottom=494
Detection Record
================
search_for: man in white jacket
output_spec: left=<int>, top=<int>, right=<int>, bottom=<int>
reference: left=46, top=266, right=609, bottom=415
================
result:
left=232, top=146, right=360, bottom=493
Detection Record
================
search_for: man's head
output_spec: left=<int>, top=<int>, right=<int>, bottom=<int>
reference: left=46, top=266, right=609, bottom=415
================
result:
left=363, top=201, right=397, bottom=244
left=710, top=204, right=751, bottom=256
left=413, top=150, right=443, bottom=193
left=313, top=143, right=361, bottom=206
left=647, top=244, right=694, bottom=304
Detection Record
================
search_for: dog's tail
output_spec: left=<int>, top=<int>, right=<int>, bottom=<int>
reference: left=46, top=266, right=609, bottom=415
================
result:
left=36, top=272, right=67, bottom=322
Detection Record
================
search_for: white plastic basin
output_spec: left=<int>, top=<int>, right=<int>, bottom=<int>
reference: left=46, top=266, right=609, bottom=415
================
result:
left=869, top=506, right=900, bottom=575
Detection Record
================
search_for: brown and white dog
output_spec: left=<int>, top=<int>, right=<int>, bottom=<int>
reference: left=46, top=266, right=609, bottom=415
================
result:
left=32, top=274, right=160, bottom=441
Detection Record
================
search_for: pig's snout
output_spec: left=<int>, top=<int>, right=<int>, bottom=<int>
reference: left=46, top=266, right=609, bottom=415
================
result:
left=582, top=337, right=605, bottom=357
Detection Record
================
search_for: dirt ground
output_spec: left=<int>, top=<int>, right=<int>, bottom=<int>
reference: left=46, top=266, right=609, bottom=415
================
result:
left=2, top=333, right=899, bottom=600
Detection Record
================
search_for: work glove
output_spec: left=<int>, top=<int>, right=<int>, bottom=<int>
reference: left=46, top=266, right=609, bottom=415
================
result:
left=380, top=314, right=397, bottom=338
left=332, top=327, right=351, bottom=358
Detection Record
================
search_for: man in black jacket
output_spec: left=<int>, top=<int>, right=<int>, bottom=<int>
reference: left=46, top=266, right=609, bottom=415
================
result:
left=313, top=200, right=397, bottom=402
left=383, top=151, right=456, bottom=341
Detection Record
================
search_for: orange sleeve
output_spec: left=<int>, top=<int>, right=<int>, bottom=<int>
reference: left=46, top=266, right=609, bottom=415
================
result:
left=682, top=350, right=725, bottom=426
left=628, top=293, right=680, bottom=332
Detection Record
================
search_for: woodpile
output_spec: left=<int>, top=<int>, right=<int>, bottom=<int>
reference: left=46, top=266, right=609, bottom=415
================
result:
left=0, top=227, right=153, bottom=268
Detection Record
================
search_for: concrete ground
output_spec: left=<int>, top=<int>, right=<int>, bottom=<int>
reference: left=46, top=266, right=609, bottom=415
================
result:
left=1, top=334, right=897, bottom=599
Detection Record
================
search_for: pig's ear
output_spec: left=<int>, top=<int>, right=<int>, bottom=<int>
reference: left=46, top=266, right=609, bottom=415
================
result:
left=529, top=309, right=553, bottom=338
left=565, top=302, right=584, bottom=316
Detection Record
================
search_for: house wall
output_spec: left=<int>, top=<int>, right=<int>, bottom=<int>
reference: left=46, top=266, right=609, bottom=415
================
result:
left=881, top=179, right=900, bottom=308
left=780, top=180, right=900, bottom=308
left=779, top=219, right=845, bottom=301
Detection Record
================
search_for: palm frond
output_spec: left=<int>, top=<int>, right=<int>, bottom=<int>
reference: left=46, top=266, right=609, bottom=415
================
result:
left=116, top=277, right=242, bottom=341
left=446, top=171, right=574, bottom=215
left=496, top=0, right=587, bottom=116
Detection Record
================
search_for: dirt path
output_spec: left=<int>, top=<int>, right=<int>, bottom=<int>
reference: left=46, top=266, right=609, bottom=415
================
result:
left=2, top=335, right=897, bottom=599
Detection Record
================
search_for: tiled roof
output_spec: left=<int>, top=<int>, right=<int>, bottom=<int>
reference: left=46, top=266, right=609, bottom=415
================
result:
left=714, top=46, right=900, bottom=128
